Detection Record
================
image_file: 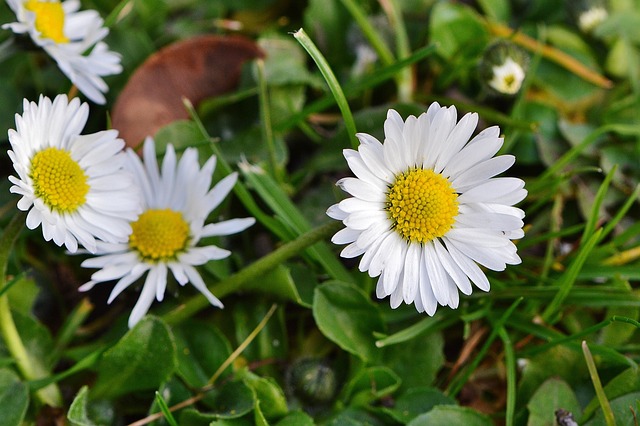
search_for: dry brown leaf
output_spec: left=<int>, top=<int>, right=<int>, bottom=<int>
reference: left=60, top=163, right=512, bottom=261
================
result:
left=112, top=35, right=264, bottom=147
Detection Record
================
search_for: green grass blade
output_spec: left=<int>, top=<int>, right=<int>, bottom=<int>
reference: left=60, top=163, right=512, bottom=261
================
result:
left=155, top=391, right=179, bottom=426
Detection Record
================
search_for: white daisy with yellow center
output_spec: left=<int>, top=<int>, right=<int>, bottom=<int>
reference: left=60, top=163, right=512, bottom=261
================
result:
left=328, top=103, right=526, bottom=314
left=488, top=57, right=526, bottom=95
left=3, top=0, right=122, bottom=104
left=79, top=137, right=256, bottom=328
left=579, top=7, right=608, bottom=33
left=7, top=94, right=141, bottom=253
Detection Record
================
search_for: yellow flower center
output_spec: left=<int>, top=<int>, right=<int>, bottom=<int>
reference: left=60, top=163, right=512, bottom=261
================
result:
left=129, top=209, right=190, bottom=261
left=30, top=147, right=89, bottom=213
left=24, top=0, right=69, bottom=43
left=386, top=168, right=459, bottom=243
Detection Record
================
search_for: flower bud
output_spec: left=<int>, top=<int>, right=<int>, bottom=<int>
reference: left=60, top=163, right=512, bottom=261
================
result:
left=286, top=358, right=337, bottom=407
left=479, top=41, right=529, bottom=96
left=569, top=0, right=608, bottom=33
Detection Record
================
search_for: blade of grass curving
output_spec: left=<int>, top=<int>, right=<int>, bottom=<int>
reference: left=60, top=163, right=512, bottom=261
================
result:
left=255, top=59, right=280, bottom=181
left=51, top=298, right=93, bottom=364
left=582, top=166, right=616, bottom=243
left=541, top=228, right=603, bottom=324
left=154, top=392, right=179, bottom=426
left=498, top=327, right=516, bottom=426
left=239, top=162, right=351, bottom=282
left=489, top=285, right=640, bottom=308
left=582, top=341, right=616, bottom=426
left=446, top=298, right=522, bottom=397
left=293, top=28, right=358, bottom=149
left=104, top=0, right=133, bottom=28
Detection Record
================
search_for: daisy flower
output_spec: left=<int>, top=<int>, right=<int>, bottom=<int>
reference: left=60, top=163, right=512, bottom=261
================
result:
left=487, top=57, right=526, bottom=95
left=327, top=103, right=526, bottom=315
left=79, top=137, right=256, bottom=328
left=7, top=94, right=141, bottom=253
left=3, top=0, right=122, bottom=104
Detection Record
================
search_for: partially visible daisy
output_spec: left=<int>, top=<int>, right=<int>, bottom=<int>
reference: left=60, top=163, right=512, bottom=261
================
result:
left=7, top=94, right=141, bottom=253
left=3, top=0, right=122, bottom=104
left=79, top=137, right=256, bottom=328
left=578, top=6, right=607, bottom=33
left=479, top=41, right=529, bottom=96
left=328, top=104, right=526, bottom=315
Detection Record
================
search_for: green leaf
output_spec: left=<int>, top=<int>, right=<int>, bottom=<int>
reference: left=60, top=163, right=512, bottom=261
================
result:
left=178, top=381, right=256, bottom=424
left=429, top=2, right=488, bottom=61
left=274, top=411, right=315, bottom=426
left=241, top=264, right=306, bottom=306
left=313, top=281, right=385, bottom=362
left=240, top=370, right=288, bottom=419
left=343, top=366, right=401, bottom=406
left=585, top=392, right=640, bottom=426
left=173, top=319, right=233, bottom=388
left=407, top=405, right=493, bottom=426
left=5, top=275, right=38, bottom=314
left=582, top=367, right=640, bottom=421
left=476, top=0, right=511, bottom=21
left=0, top=369, right=28, bottom=426
left=381, top=387, right=455, bottom=424
left=527, top=378, right=581, bottom=426
left=67, top=386, right=97, bottom=426
left=91, top=316, right=177, bottom=399
left=382, top=328, right=444, bottom=389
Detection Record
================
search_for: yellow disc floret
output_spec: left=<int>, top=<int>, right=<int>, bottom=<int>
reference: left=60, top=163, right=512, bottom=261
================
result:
left=129, top=209, right=190, bottom=261
left=30, top=147, right=89, bottom=213
left=24, top=0, right=69, bottom=43
left=386, top=168, right=459, bottom=243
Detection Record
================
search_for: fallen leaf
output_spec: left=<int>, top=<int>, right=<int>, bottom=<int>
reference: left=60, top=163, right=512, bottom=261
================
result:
left=112, top=35, right=264, bottom=147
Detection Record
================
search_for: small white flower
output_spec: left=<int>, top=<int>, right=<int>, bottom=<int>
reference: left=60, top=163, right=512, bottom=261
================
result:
left=488, top=57, right=526, bottom=95
left=7, top=94, right=141, bottom=253
left=579, top=7, right=607, bottom=33
left=3, top=0, right=122, bottom=104
left=328, top=103, right=526, bottom=315
left=80, top=137, right=256, bottom=328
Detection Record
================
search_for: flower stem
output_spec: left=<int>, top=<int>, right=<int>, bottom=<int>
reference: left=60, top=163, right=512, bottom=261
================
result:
left=0, top=212, right=62, bottom=407
left=163, top=221, right=342, bottom=325
left=293, top=28, right=359, bottom=149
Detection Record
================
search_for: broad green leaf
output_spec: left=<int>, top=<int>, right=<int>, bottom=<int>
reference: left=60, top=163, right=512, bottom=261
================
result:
left=258, top=35, right=323, bottom=88
left=343, top=366, right=401, bottom=406
left=173, top=320, right=233, bottom=388
left=382, top=328, right=444, bottom=389
left=381, top=387, right=455, bottom=424
left=92, top=316, right=177, bottom=399
left=179, top=409, right=253, bottom=426
left=313, top=281, right=385, bottom=362
left=527, top=378, right=581, bottom=426
left=240, top=369, right=288, bottom=419
left=0, top=369, right=28, bottom=426
left=476, top=0, right=511, bottom=21
left=275, top=411, right=314, bottom=426
left=407, top=405, right=493, bottom=426
left=154, top=120, right=207, bottom=155
left=327, top=407, right=386, bottom=426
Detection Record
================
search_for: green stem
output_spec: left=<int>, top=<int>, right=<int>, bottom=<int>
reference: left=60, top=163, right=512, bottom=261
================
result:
left=163, top=221, right=342, bottom=325
left=339, top=0, right=395, bottom=66
left=498, top=327, right=516, bottom=426
left=0, top=212, right=61, bottom=406
left=293, top=28, right=359, bottom=149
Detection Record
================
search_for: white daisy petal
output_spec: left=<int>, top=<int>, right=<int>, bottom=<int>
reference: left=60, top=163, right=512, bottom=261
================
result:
left=80, top=137, right=254, bottom=327
left=328, top=103, right=525, bottom=315
left=3, top=1, right=121, bottom=104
